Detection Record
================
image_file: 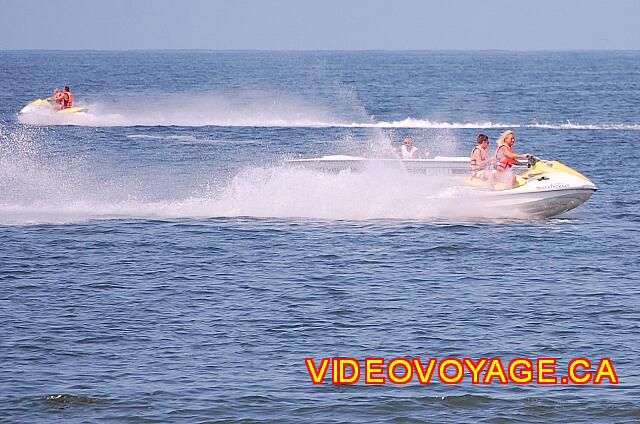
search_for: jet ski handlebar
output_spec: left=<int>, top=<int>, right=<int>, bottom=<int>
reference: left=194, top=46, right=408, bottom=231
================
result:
left=527, top=155, right=540, bottom=168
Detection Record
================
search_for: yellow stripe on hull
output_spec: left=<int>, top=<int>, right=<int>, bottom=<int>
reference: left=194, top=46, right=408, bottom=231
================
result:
left=20, top=98, right=88, bottom=114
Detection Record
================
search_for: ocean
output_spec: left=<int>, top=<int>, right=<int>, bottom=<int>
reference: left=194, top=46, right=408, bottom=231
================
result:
left=1, top=50, right=639, bottom=422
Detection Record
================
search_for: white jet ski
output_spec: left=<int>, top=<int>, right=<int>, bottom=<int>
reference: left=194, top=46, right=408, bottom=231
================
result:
left=464, top=156, right=597, bottom=218
left=287, top=155, right=474, bottom=176
left=286, top=155, right=596, bottom=218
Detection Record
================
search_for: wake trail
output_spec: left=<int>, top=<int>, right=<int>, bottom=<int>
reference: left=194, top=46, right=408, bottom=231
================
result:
left=18, top=110, right=640, bottom=131
left=15, top=93, right=639, bottom=130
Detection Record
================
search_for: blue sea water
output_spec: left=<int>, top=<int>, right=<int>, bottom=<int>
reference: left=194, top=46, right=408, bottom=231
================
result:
left=1, top=51, right=639, bottom=423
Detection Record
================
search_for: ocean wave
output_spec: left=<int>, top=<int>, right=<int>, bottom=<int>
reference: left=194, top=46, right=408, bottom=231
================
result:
left=18, top=109, right=640, bottom=131
left=355, top=118, right=513, bottom=129
left=15, top=92, right=639, bottom=130
left=16, top=92, right=345, bottom=128
left=44, top=394, right=105, bottom=404
left=351, top=118, right=640, bottom=130
left=526, top=121, right=640, bottom=130
left=126, top=134, right=198, bottom=142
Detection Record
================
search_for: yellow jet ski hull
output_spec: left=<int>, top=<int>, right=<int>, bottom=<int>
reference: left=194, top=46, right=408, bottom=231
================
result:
left=460, top=158, right=597, bottom=217
left=462, top=159, right=593, bottom=190
left=19, top=98, right=88, bottom=114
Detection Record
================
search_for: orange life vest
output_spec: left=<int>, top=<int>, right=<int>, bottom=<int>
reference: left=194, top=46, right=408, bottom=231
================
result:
left=62, top=91, right=74, bottom=109
left=495, top=144, right=515, bottom=171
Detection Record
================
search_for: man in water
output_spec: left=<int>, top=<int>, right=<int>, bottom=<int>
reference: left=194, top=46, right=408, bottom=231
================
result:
left=470, top=133, right=494, bottom=182
left=400, top=135, right=420, bottom=159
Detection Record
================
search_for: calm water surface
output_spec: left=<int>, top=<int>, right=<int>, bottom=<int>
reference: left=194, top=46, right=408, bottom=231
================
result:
left=1, top=51, right=639, bottom=423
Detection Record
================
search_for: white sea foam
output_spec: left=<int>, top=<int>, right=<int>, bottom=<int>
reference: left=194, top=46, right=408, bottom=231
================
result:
left=0, top=163, right=512, bottom=225
left=353, top=118, right=513, bottom=129
left=0, top=129, right=503, bottom=225
left=18, top=106, right=639, bottom=131
left=526, top=121, right=640, bottom=130
left=349, top=119, right=640, bottom=130
left=0, top=168, right=504, bottom=225
left=17, top=92, right=347, bottom=128
left=16, top=92, right=640, bottom=130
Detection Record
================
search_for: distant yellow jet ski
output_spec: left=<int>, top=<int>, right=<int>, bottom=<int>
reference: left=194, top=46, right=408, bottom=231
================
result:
left=19, top=98, right=88, bottom=115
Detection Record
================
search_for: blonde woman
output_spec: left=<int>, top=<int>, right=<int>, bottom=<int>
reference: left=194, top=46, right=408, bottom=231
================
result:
left=493, top=130, right=530, bottom=187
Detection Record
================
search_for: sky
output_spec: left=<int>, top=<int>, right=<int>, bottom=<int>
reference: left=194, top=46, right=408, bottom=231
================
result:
left=1, top=0, right=639, bottom=50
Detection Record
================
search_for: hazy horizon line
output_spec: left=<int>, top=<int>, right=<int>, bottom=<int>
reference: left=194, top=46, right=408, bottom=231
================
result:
left=2, top=48, right=640, bottom=53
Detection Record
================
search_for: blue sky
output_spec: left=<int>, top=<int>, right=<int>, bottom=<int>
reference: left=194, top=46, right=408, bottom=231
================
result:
left=2, top=0, right=639, bottom=50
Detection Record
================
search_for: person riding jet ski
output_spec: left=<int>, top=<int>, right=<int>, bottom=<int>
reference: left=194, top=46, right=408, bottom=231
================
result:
left=470, top=133, right=495, bottom=182
left=493, top=130, right=530, bottom=188
left=400, top=135, right=420, bottom=159
left=60, top=86, right=75, bottom=110
left=47, top=88, right=64, bottom=107
left=19, top=86, right=86, bottom=115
